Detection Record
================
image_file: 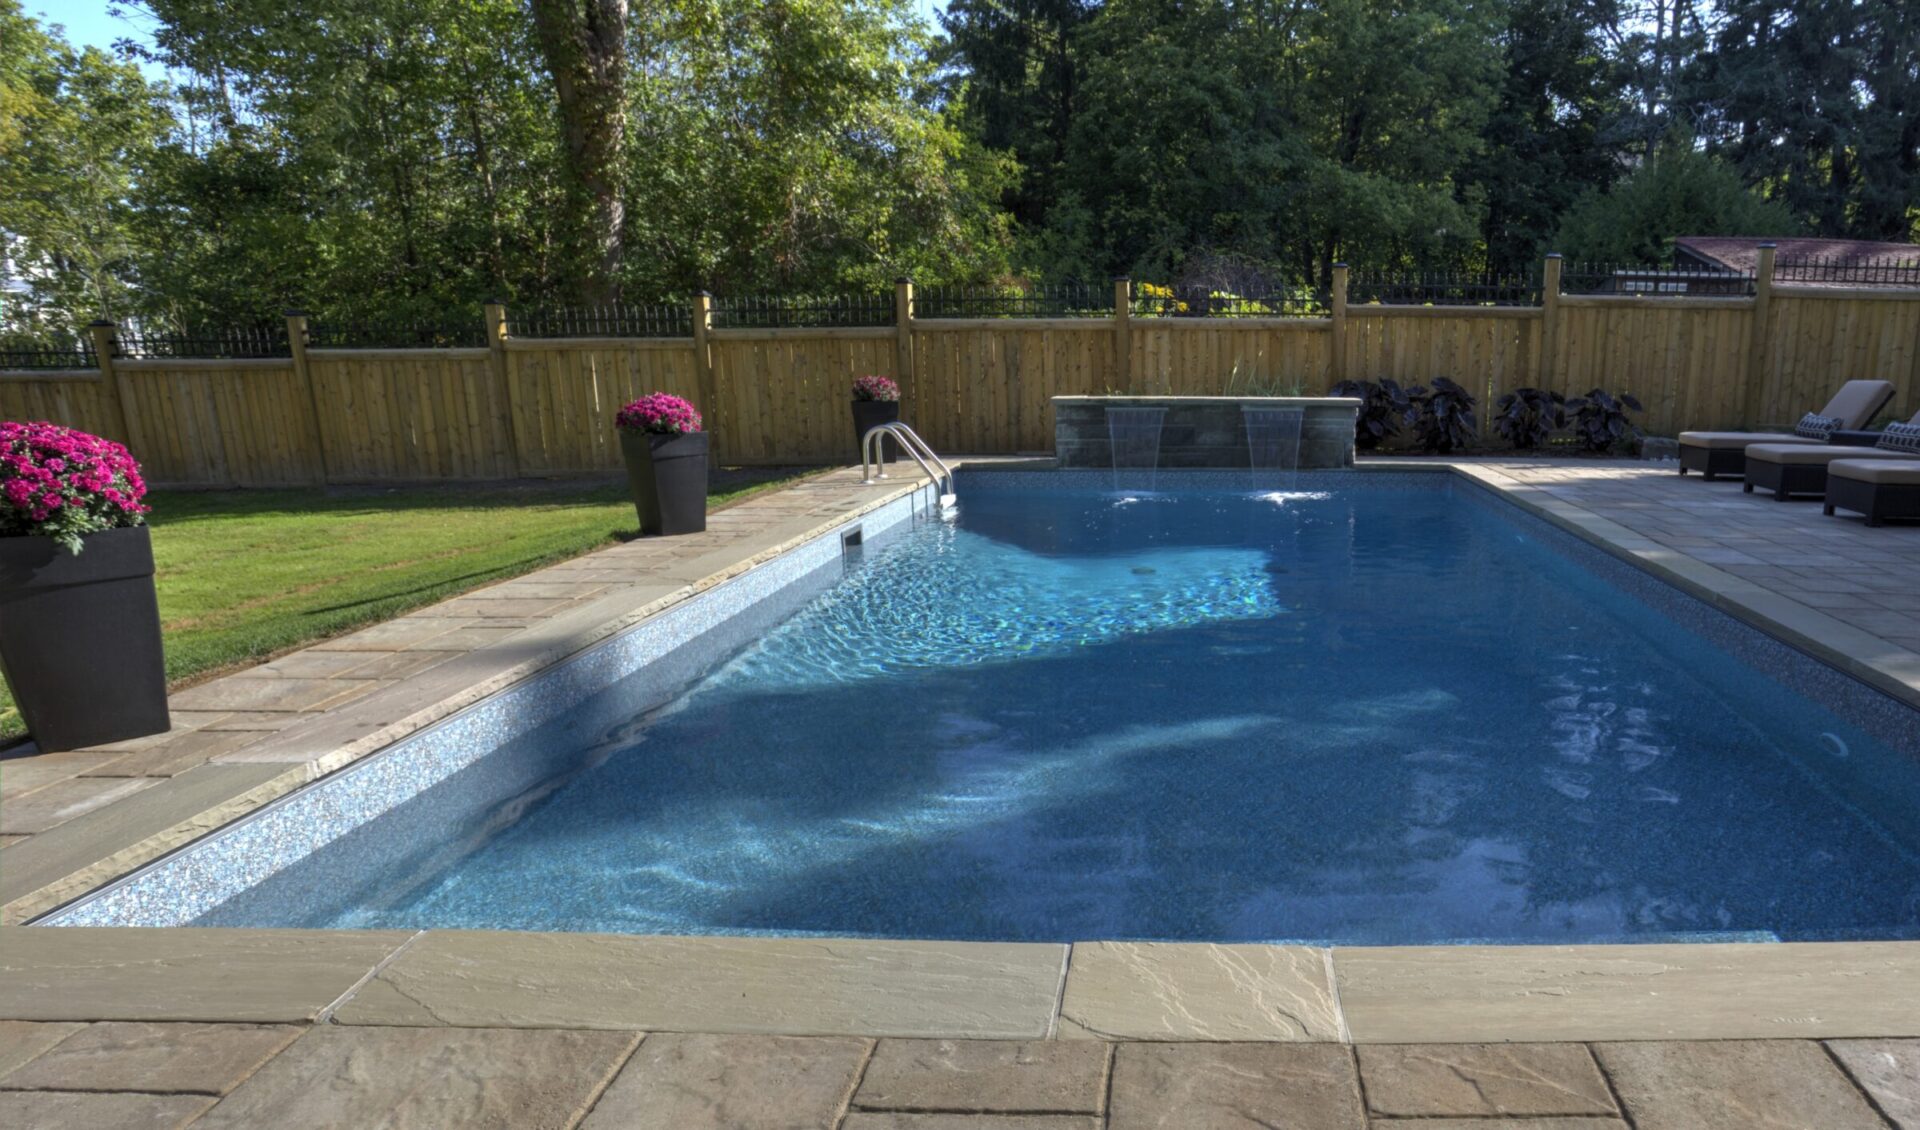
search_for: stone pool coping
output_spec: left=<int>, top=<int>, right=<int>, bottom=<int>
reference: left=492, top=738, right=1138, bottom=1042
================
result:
left=2, top=458, right=1919, bottom=1044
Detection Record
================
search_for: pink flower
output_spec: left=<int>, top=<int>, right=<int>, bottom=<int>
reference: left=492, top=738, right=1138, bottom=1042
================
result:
left=0, top=421, right=149, bottom=551
left=615, top=393, right=704, bottom=435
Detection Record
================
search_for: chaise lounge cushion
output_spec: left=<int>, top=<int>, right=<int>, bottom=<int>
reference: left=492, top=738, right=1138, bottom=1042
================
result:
left=1679, top=379, right=1896, bottom=449
left=1680, top=431, right=1815, bottom=449
left=1828, top=459, right=1920, bottom=485
left=1746, top=444, right=1918, bottom=466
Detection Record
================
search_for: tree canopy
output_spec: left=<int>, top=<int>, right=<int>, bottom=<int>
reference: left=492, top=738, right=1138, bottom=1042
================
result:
left=2, top=0, right=1916, bottom=340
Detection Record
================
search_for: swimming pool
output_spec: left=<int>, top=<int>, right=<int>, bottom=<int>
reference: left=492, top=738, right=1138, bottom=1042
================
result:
left=50, top=471, right=1920, bottom=944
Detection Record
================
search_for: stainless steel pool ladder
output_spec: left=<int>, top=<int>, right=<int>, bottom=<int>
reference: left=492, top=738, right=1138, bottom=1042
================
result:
left=862, top=422, right=957, bottom=510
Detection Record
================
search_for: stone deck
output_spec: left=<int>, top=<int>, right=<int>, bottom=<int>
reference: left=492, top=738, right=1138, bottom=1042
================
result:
left=1, top=457, right=1919, bottom=1125
left=0, top=1022, right=1912, bottom=1128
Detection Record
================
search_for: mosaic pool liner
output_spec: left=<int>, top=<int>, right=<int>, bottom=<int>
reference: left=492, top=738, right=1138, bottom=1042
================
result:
left=41, top=467, right=1920, bottom=927
left=44, top=484, right=940, bottom=927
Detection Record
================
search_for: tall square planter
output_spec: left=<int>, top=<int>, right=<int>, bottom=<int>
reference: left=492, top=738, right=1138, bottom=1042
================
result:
left=0, top=525, right=170, bottom=752
left=620, top=429, right=709, bottom=536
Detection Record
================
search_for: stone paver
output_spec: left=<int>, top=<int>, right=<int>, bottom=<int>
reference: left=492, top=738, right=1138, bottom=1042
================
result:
left=74, top=729, right=267, bottom=777
left=0, top=763, right=292, bottom=906
left=194, top=1025, right=638, bottom=1130
left=1825, top=1039, right=1920, bottom=1128
left=1058, top=941, right=1342, bottom=1041
left=0, top=927, right=412, bottom=1023
left=1332, top=941, right=1920, bottom=1042
left=0, top=775, right=157, bottom=835
left=0, top=751, right=127, bottom=801
left=1356, top=1043, right=1616, bottom=1118
left=841, top=1116, right=1099, bottom=1130
left=0, top=1090, right=213, bottom=1128
left=1106, top=1043, right=1364, bottom=1130
left=1368, top=1121, right=1628, bottom=1129
left=580, top=1033, right=867, bottom=1129
left=0, top=1020, right=82, bottom=1076
left=1593, top=1039, right=1887, bottom=1130
left=332, top=931, right=1067, bottom=1038
left=0, top=1021, right=299, bottom=1094
left=854, top=1039, right=1107, bottom=1114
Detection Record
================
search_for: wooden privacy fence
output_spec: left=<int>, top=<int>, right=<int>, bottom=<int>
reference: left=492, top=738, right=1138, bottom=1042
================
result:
left=6, top=254, right=1920, bottom=487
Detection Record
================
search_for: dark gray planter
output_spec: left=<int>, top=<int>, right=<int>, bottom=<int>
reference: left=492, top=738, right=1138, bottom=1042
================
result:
left=851, top=399, right=900, bottom=463
left=620, top=429, right=709, bottom=535
left=0, top=525, right=170, bottom=752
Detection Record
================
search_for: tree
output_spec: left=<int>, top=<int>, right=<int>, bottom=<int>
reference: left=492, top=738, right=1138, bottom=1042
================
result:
left=1462, top=0, right=1631, bottom=273
left=1051, top=0, right=1501, bottom=284
left=1697, top=0, right=1920, bottom=241
left=938, top=0, right=1094, bottom=229
left=0, top=5, right=171, bottom=339
left=529, top=0, right=628, bottom=302
left=1552, top=141, right=1800, bottom=263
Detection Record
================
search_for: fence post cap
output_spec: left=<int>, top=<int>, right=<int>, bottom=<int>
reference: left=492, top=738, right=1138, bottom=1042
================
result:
left=282, top=308, right=306, bottom=317
left=1544, top=252, right=1563, bottom=260
left=894, top=275, right=912, bottom=284
left=1332, top=262, right=1349, bottom=270
left=87, top=319, right=116, bottom=327
left=696, top=289, right=713, bottom=298
left=1111, top=274, right=1131, bottom=282
left=483, top=297, right=506, bottom=306
left=1756, top=242, right=1778, bottom=251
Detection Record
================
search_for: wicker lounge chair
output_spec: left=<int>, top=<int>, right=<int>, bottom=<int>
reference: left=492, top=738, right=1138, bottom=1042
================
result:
left=1744, top=411, right=1920, bottom=499
left=1825, top=459, right=1920, bottom=526
left=1677, top=380, right=1895, bottom=479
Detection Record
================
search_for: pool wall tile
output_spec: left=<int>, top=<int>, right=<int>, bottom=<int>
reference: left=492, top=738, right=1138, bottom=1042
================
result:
left=43, top=486, right=937, bottom=928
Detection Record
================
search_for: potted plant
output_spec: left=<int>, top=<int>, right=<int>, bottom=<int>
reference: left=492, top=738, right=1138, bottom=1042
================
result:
left=851, top=374, right=901, bottom=463
left=616, top=393, right=708, bottom=535
left=0, top=422, right=169, bottom=752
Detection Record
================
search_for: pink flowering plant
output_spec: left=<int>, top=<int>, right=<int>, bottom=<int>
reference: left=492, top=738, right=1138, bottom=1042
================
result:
left=615, top=393, right=703, bottom=435
left=852, top=375, right=899, bottom=402
left=0, top=422, right=150, bottom=554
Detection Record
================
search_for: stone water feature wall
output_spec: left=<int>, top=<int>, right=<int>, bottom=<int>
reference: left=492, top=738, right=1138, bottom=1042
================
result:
left=1051, top=396, right=1360, bottom=469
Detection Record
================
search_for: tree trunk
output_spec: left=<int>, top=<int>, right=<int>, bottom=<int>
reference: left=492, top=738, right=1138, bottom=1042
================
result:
left=529, top=0, right=628, bottom=304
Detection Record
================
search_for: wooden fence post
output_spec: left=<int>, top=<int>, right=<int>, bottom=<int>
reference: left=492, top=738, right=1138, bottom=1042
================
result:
left=1330, top=263, right=1349, bottom=386
left=1112, top=276, right=1132, bottom=392
left=87, top=320, right=134, bottom=446
left=483, top=299, right=523, bottom=478
left=1743, top=243, right=1778, bottom=428
left=692, top=292, right=717, bottom=458
left=894, top=276, right=914, bottom=385
left=284, top=310, right=331, bottom=484
left=1539, top=254, right=1563, bottom=389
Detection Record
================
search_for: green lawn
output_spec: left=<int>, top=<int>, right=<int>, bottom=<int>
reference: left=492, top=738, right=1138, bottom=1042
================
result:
left=0, top=469, right=815, bottom=743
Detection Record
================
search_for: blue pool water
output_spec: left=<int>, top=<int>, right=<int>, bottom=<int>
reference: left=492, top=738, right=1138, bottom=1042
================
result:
left=219, top=480, right=1920, bottom=944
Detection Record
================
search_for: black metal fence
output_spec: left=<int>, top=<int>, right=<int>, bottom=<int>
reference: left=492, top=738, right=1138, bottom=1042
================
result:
left=115, top=324, right=292, bottom=359
left=305, top=317, right=487, bottom=349
left=711, top=294, right=894, bottom=329
left=0, top=343, right=96, bottom=370
left=1131, top=281, right=1330, bottom=317
left=513, top=302, right=692, bottom=338
left=914, top=283, right=1113, bottom=318
left=1771, top=255, right=1920, bottom=288
left=1560, top=262, right=1756, bottom=297
left=1348, top=270, right=1543, bottom=307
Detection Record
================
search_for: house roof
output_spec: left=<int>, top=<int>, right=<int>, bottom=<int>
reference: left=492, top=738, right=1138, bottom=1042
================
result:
left=1675, top=236, right=1920, bottom=274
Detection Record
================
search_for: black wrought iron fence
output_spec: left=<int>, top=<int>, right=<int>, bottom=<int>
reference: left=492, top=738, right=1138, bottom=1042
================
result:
left=1132, top=281, right=1328, bottom=317
left=1347, top=270, right=1542, bottom=307
left=1771, top=256, right=1920, bottom=288
left=914, top=283, right=1113, bottom=318
left=513, top=302, right=692, bottom=338
left=1559, top=262, right=1755, bottom=297
left=0, top=343, right=97, bottom=369
left=114, top=324, right=291, bottom=359
left=711, top=294, right=894, bottom=329
left=305, top=317, right=486, bottom=349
